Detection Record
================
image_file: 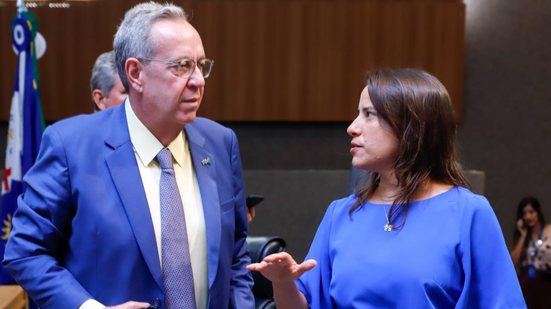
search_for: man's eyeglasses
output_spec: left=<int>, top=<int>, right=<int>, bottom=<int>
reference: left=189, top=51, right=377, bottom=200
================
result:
left=139, top=57, right=214, bottom=79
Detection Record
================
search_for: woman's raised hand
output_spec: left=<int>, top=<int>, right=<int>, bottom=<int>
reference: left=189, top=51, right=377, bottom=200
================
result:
left=516, top=218, right=527, bottom=237
left=247, top=252, right=317, bottom=283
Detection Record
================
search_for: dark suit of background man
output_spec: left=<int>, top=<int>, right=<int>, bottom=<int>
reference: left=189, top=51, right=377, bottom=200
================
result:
left=3, top=2, right=254, bottom=309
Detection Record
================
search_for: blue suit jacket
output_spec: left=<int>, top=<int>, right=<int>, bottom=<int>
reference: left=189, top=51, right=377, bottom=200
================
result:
left=3, top=104, right=254, bottom=308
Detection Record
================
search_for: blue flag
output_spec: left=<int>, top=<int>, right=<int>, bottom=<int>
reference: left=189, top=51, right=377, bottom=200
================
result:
left=0, top=10, right=45, bottom=284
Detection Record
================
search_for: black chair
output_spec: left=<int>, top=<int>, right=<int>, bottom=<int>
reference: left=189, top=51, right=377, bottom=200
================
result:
left=247, top=236, right=286, bottom=309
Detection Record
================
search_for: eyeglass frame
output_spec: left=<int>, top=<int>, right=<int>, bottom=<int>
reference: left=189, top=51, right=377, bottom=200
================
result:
left=138, top=57, right=214, bottom=79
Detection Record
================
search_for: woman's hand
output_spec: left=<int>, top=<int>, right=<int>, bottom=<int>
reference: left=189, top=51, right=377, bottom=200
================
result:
left=247, top=252, right=317, bottom=284
left=248, top=252, right=314, bottom=309
left=516, top=218, right=527, bottom=237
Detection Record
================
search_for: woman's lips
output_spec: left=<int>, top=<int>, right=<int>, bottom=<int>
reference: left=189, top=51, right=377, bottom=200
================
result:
left=350, top=143, right=362, bottom=153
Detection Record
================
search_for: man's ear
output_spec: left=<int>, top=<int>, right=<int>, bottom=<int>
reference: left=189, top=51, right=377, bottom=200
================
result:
left=92, top=89, right=107, bottom=111
left=126, top=57, right=143, bottom=93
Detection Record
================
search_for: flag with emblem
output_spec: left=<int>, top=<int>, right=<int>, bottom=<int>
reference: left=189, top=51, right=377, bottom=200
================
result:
left=0, top=7, right=45, bottom=284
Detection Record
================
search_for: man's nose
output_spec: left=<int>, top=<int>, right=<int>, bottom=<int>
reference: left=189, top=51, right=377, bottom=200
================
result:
left=187, top=67, right=206, bottom=87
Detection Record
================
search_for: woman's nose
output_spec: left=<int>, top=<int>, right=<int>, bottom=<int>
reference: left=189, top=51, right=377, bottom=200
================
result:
left=347, top=117, right=360, bottom=136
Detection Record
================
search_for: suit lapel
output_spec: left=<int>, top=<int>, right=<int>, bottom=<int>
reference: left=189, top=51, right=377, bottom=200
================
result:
left=185, top=124, right=221, bottom=289
left=104, top=105, right=163, bottom=291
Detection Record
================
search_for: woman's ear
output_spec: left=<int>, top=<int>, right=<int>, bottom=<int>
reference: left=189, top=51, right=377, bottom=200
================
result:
left=125, top=57, right=143, bottom=93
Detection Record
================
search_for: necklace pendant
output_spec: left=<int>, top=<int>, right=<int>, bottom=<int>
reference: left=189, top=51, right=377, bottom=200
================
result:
left=384, top=223, right=393, bottom=232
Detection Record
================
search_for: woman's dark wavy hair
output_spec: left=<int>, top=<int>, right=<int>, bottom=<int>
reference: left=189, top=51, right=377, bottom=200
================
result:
left=350, top=68, right=469, bottom=228
left=515, top=197, right=545, bottom=236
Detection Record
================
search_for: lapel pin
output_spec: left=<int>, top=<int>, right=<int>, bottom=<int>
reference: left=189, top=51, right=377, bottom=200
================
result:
left=201, top=157, right=211, bottom=166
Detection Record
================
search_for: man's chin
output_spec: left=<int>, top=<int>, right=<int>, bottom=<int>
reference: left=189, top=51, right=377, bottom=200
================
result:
left=178, top=112, right=198, bottom=125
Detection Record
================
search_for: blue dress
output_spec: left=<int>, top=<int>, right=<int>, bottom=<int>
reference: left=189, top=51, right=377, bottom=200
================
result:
left=297, top=187, right=526, bottom=308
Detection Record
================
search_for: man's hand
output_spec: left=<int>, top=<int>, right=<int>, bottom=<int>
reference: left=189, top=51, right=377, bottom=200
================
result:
left=105, top=301, right=151, bottom=309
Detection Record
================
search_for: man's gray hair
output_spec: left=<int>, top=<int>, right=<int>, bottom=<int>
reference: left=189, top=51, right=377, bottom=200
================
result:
left=90, top=51, right=118, bottom=111
left=113, top=1, right=188, bottom=91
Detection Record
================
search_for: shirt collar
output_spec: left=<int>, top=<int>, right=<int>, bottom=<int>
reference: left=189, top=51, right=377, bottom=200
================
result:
left=125, top=99, right=187, bottom=167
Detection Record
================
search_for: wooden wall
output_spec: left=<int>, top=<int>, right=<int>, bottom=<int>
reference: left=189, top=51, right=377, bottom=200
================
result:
left=0, top=0, right=465, bottom=121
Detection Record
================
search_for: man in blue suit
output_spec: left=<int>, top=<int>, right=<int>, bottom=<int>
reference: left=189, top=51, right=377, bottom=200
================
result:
left=3, top=2, right=254, bottom=309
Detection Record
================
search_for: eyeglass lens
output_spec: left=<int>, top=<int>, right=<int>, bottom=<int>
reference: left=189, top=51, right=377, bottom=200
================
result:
left=180, top=59, right=213, bottom=78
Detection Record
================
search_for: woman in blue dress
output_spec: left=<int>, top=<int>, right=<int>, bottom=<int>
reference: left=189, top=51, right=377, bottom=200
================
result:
left=248, top=68, right=526, bottom=308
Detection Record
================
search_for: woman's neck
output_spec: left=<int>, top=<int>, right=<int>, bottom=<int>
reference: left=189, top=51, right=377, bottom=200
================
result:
left=370, top=174, right=400, bottom=204
left=531, top=223, right=542, bottom=239
left=371, top=176, right=452, bottom=204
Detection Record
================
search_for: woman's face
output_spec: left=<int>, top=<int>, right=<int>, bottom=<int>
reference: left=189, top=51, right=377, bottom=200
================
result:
left=522, top=204, right=539, bottom=228
left=346, top=87, right=400, bottom=174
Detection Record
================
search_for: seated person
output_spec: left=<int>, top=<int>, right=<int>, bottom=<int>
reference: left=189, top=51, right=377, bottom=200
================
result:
left=246, top=195, right=264, bottom=222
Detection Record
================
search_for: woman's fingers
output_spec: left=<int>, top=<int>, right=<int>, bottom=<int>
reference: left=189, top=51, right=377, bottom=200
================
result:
left=247, top=252, right=317, bottom=284
left=263, top=252, right=294, bottom=264
left=299, top=259, right=317, bottom=271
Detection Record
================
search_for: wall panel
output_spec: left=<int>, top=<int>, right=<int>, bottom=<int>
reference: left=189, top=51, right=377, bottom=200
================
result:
left=0, top=0, right=465, bottom=121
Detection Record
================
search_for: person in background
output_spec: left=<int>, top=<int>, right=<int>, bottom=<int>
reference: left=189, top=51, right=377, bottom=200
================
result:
left=90, top=51, right=126, bottom=112
left=3, top=2, right=254, bottom=308
left=511, top=196, right=551, bottom=308
left=248, top=68, right=526, bottom=308
left=246, top=195, right=264, bottom=222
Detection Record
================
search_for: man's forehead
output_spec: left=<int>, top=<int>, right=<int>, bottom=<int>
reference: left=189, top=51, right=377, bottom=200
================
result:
left=151, top=17, right=193, bottom=31
left=149, top=20, right=204, bottom=54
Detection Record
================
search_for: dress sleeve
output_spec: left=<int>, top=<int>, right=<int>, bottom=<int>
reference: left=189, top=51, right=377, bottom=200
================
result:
left=456, top=194, right=526, bottom=308
left=296, top=200, right=338, bottom=308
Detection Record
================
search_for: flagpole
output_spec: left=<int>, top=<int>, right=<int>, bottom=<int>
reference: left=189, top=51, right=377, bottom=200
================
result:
left=16, top=0, right=27, bottom=13
left=2, top=0, right=44, bottom=290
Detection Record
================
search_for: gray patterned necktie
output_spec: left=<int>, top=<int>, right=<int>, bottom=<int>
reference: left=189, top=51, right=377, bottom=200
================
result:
left=156, top=148, right=197, bottom=309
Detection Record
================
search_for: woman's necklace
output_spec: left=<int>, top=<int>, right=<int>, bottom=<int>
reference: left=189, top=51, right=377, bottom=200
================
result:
left=383, top=205, right=394, bottom=232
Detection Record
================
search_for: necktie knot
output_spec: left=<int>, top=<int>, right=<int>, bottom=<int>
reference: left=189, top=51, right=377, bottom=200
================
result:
left=156, top=148, right=174, bottom=171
